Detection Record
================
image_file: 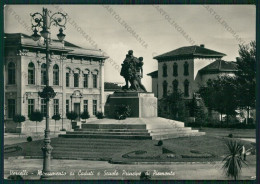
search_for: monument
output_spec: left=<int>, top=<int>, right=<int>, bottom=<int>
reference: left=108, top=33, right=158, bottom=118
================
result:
left=105, top=50, right=157, bottom=118
left=59, top=50, right=205, bottom=140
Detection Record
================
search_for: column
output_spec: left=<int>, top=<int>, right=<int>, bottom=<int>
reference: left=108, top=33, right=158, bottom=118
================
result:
left=100, top=60, right=105, bottom=113
left=62, top=60, right=66, bottom=119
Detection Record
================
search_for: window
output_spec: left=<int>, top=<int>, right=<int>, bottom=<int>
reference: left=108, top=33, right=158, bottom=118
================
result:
left=28, top=62, right=35, bottom=84
left=184, top=80, right=189, bottom=97
left=74, top=73, right=79, bottom=87
left=93, top=100, right=97, bottom=115
left=8, top=99, right=15, bottom=118
left=66, top=100, right=69, bottom=113
left=163, top=81, right=168, bottom=97
left=83, top=74, right=88, bottom=88
left=28, top=99, right=34, bottom=116
left=53, top=64, right=59, bottom=85
left=84, top=100, right=88, bottom=112
left=41, top=99, right=47, bottom=117
left=93, top=74, right=97, bottom=88
left=163, top=63, right=167, bottom=77
left=173, top=80, right=178, bottom=93
left=8, top=62, right=15, bottom=84
left=41, top=63, right=47, bottom=85
left=184, top=62, right=189, bottom=76
left=66, top=72, right=70, bottom=87
left=54, top=99, right=59, bottom=115
left=173, top=63, right=178, bottom=77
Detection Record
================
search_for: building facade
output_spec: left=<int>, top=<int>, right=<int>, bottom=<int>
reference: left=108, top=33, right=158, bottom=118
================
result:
left=4, top=33, right=108, bottom=132
left=148, top=44, right=239, bottom=121
left=150, top=44, right=231, bottom=100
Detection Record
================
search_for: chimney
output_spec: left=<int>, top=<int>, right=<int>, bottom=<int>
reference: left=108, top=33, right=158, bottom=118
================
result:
left=200, top=44, right=205, bottom=48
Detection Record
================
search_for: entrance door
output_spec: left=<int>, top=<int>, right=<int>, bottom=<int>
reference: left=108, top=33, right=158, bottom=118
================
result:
left=74, top=103, right=80, bottom=121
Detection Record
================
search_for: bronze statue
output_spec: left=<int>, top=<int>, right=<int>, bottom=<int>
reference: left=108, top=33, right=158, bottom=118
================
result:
left=120, top=50, right=147, bottom=92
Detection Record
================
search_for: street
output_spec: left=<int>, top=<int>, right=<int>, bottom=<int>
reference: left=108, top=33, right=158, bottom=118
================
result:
left=4, top=158, right=256, bottom=180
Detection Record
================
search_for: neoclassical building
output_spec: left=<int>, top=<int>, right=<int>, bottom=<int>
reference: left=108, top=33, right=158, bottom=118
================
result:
left=4, top=33, right=108, bottom=132
left=148, top=44, right=238, bottom=100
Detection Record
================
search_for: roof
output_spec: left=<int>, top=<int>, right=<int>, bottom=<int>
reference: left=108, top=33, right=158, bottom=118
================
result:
left=154, top=45, right=226, bottom=60
left=147, top=70, right=158, bottom=78
left=199, top=60, right=237, bottom=74
left=4, top=33, right=108, bottom=59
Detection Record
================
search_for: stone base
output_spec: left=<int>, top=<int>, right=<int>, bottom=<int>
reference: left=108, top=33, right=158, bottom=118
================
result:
left=105, top=92, right=157, bottom=118
left=59, top=117, right=205, bottom=140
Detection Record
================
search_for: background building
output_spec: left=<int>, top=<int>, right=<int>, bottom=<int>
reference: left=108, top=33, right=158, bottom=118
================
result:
left=148, top=44, right=238, bottom=121
left=150, top=44, right=232, bottom=99
left=4, top=33, right=108, bottom=133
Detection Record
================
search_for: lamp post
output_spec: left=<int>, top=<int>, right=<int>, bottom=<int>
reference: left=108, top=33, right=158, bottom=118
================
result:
left=30, top=8, right=67, bottom=179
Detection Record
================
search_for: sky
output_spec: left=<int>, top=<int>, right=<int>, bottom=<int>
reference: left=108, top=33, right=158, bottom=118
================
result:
left=4, top=5, right=256, bottom=92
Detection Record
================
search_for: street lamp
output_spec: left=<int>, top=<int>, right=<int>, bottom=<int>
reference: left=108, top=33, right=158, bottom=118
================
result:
left=30, top=7, right=67, bottom=179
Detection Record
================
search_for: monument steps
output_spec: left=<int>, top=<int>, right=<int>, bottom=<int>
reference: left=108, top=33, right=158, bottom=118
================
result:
left=59, top=118, right=205, bottom=140
left=81, top=124, right=146, bottom=129
left=65, top=131, right=150, bottom=136
left=149, top=129, right=199, bottom=135
left=58, top=134, right=152, bottom=139
left=148, top=127, right=192, bottom=132
left=152, top=132, right=206, bottom=140
left=76, top=128, right=148, bottom=132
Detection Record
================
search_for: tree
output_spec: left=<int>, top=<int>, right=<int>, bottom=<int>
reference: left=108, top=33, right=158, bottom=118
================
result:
left=189, top=96, right=207, bottom=125
left=161, top=90, right=187, bottom=121
left=66, top=111, right=78, bottom=127
left=222, top=140, right=247, bottom=180
left=235, top=41, right=256, bottom=124
left=197, top=80, right=215, bottom=119
left=52, top=114, right=61, bottom=134
left=80, top=111, right=90, bottom=122
left=13, top=115, right=26, bottom=136
left=198, top=76, right=238, bottom=124
left=28, top=110, right=43, bottom=134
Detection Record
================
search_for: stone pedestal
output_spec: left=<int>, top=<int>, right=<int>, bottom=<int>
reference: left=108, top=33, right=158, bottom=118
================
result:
left=105, top=92, right=157, bottom=118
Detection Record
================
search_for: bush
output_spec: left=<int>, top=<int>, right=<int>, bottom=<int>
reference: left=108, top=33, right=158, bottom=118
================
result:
left=206, top=123, right=214, bottom=127
left=157, top=140, right=163, bottom=146
left=28, top=110, right=43, bottom=133
left=96, top=112, right=104, bottom=119
left=52, top=114, right=61, bottom=121
left=13, top=115, right=26, bottom=123
left=228, top=134, right=233, bottom=138
left=186, top=121, right=256, bottom=129
left=214, top=124, right=222, bottom=128
left=60, top=128, right=66, bottom=131
left=115, top=104, right=131, bottom=120
left=27, top=136, right=32, bottom=142
left=186, top=122, right=201, bottom=128
left=228, top=123, right=255, bottom=129
left=66, top=111, right=78, bottom=122
left=29, top=110, right=43, bottom=122
left=80, top=111, right=90, bottom=120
